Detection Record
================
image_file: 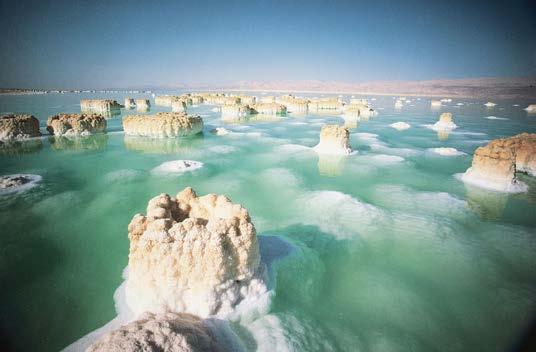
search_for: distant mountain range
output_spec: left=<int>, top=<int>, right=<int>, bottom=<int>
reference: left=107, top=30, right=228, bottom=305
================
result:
left=225, top=77, right=536, bottom=99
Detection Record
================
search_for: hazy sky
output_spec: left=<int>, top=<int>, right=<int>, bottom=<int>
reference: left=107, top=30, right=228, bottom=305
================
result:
left=1, top=0, right=535, bottom=88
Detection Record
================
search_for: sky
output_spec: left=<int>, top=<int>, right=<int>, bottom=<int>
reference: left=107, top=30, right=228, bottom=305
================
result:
left=0, top=0, right=535, bottom=89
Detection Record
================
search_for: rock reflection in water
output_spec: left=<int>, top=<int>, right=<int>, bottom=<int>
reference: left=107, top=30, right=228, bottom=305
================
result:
left=0, top=138, right=43, bottom=155
left=49, top=134, right=108, bottom=151
left=124, top=135, right=204, bottom=154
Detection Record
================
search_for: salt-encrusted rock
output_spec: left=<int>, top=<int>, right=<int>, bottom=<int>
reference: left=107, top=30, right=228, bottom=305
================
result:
left=86, top=312, right=221, bottom=352
left=259, top=96, right=275, bottom=104
left=313, top=125, right=352, bottom=155
left=277, top=95, right=308, bottom=114
left=124, top=98, right=135, bottom=109
left=154, top=95, right=175, bottom=106
left=343, top=102, right=376, bottom=118
left=395, top=100, right=404, bottom=108
left=237, top=95, right=256, bottom=105
left=0, top=114, right=41, bottom=140
left=221, top=104, right=251, bottom=118
left=0, top=174, right=41, bottom=193
left=250, top=103, right=286, bottom=115
left=308, top=99, right=343, bottom=112
left=431, top=100, right=442, bottom=107
left=210, top=127, right=230, bottom=136
left=432, top=112, right=457, bottom=130
left=125, top=187, right=266, bottom=318
left=46, top=113, right=107, bottom=136
left=80, top=100, right=122, bottom=112
left=390, top=122, right=411, bottom=130
left=136, top=99, right=151, bottom=111
left=171, top=99, right=187, bottom=113
left=525, top=104, right=536, bottom=113
left=461, top=133, right=536, bottom=192
left=123, top=112, right=203, bottom=138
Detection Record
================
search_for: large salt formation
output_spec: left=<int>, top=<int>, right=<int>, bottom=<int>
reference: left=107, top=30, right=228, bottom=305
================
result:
left=277, top=95, right=308, bottom=114
left=461, top=133, right=536, bottom=192
left=46, top=113, right=106, bottom=136
left=87, top=312, right=222, bottom=352
left=123, top=112, right=203, bottom=138
left=221, top=104, right=252, bottom=119
left=0, top=114, right=41, bottom=140
left=125, top=187, right=266, bottom=318
left=250, top=103, right=287, bottom=115
left=308, top=97, right=343, bottom=113
left=313, top=124, right=352, bottom=155
left=343, top=100, right=376, bottom=119
left=431, top=112, right=457, bottom=130
left=80, top=99, right=122, bottom=113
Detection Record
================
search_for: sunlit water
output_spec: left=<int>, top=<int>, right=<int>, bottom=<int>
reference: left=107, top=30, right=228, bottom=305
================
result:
left=1, top=92, right=536, bottom=352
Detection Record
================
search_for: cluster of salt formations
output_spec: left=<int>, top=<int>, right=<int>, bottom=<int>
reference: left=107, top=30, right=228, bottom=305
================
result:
left=277, top=95, right=309, bottom=114
left=308, top=97, right=343, bottom=113
left=221, top=104, right=251, bottom=119
left=525, top=104, right=536, bottom=113
left=259, top=96, right=275, bottom=104
left=250, top=103, right=287, bottom=115
left=313, top=124, right=352, bottom=155
left=125, top=187, right=267, bottom=318
left=80, top=99, right=122, bottom=113
left=136, top=99, right=151, bottom=111
left=343, top=100, right=376, bottom=119
left=390, top=122, right=411, bottom=130
left=431, top=100, right=442, bottom=108
left=123, top=112, right=203, bottom=138
left=155, top=95, right=174, bottom=106
left=237, top=95, right=256, bottom=105
left=431, top=112, right=457, bottom=131
left=461, top=133, right=535, bottom=192
left=0, top=114, right=41, bottom=140
left=46, top=113, right=107, bottom=136
left=87, top=312, right=222, bottom=352
left=0, top=174, right=41, bottom=193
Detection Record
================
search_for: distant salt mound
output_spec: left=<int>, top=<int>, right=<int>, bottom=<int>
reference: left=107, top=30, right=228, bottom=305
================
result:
left=428, top=112, right=457, bottom=131
left=390, top=122, right=411, bottom=130
left=87, top=312, right=222, bottom=352
left=525, top=104, right=536, bottom=113
left=484, top=102, right=497, bottom=107
left=0, top=174, right=41, bottom=194
left=151, top=160, right=203, bottom=174
left=429, top=147, right=465, bottom=156
left=484, top=116, right=509, bottom=120
left=313, top=125, right=352, bottom=155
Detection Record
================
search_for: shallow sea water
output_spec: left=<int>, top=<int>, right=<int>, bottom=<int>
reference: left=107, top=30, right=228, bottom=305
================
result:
left=1, top=92, right=536, bottom=351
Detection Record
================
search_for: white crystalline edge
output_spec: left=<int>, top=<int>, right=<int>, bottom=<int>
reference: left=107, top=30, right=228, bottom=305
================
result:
left=390, top=122, right=411, bottom=130
left=484, top=116, right=509, bottom=120
left=0, top=174, right=42, bottom=194
left=151, top=160, right=203, bottom=174
left=455, top=171, right=528, bottom=193
left=428, top=147, right=466, bottom=156
left=424, top=122, right=457, bottom=131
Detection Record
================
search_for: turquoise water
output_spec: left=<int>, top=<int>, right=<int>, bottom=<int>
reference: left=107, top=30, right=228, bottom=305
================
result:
left=1, top=92, right=536, bottom=351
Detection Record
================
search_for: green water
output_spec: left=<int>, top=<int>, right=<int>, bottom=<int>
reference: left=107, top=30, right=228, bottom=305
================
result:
left=1, top=93, right=535, bottom=351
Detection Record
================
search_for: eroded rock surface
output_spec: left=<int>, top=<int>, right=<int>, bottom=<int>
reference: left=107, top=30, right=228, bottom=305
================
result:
left=313, top=124, right=352, bottom=155
left=47, top=114, right=107, bottom=136
left=123, top=112, right=203, bottom=138
left=0, top=114, right=41, bottom=140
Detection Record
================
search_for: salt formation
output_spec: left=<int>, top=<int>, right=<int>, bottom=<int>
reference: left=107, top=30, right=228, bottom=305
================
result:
left=171, top=99, right=187, bottom=113
left=155, top=95, right=174, bottom=106
left=0, top=174, right=41, bottom=193
left=277, top=95, right=309, bottom=114
left=394, top=100, right=404, bottom=108
left=123, top=112, right=203, bottom=138
left=308, top=97, right=343, bottom=113
left=461, top=133, right=536, bottom=192
left=0, top=114, right=41, bottom=140
left=125, top=187, right=267, bottom=318
left=86, top=312, right=222, bottom=352
left=484, top=102, right=496, bottom=107
left=259, top=96, right=275, bottom=103
left=210, top=127, right=230, bottom=136
left=151, top=160, right=204, bottom=174
left=124, top=98, right=135, bottom=109
left=343, top=101, right=376, bottom=118
left=525, top=104, right=536, bottom=113
left=440, top=98, right=452, bottom=103
left=429, top=147, right=464, bottom=156
left=221, top=104, right=251, bottom=118
left=313, top=125, right=352, bottom=155
left=46, top=113, right=107, bottom=136
left=390, top=122, right=411, bottom=130
left=237, top=95, right=256, bottom=105
left=431, top=112, right=457, bottom=130
left=80, top=99, right=122, bottom=113
left=250, top=103, right=287, bottom=115
left=136, top=99, right=151, bottom=111
left=431, top=100, right=442, bottom=107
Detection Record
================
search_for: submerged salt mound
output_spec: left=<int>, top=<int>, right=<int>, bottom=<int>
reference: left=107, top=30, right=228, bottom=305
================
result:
left=210, top=127, right=230, bottom=136
left=125, top=187, right=267, bottom=318
left=484, top=102, right=496, bottom=107
left=123, top=112, right=203, bottom=138
left=151, top=160, right=203, bottom=174
left=390, top=122, right=411, bottom=130
left=86, top=312, right=221, bottom=352
left=46, top=113, right=107, bottom=136
left=431, top=112, right=457, bottom=131
left=313, top=125, right=352, bottom=155
left=0, top=174, right=41, bottom=194
left=0, top=114, right=41, bottom=140
left=461, top=133, right=536, bottom=192
left=429, top=147, right=465, bottom=156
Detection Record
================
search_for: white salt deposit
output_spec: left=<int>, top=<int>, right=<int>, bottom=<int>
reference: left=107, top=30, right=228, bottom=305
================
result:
left=151, top=160, right=203, bottom=174
left=0, top=174, right=42, bottom=195
left=428, top=147, right=465, bottom=156
left=484, top=102, right=497, bottom=107
left=456, top=172, right=528, bottom=193
left=484, top=116, right=509, bottom=120
left=390, top=122, right=411, bottom=130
